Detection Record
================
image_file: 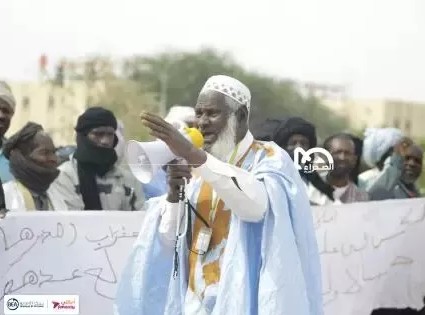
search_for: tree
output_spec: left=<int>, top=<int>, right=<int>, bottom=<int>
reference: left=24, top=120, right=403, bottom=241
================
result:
left=70, top=50, right=348, bottom=143
left=123, top=50, right=245, bottom=112
left=122, top=48, right=348, bottom=138
left=66, top=55, right=160, bottom=141
left=95, top=79, right=159, bottom=141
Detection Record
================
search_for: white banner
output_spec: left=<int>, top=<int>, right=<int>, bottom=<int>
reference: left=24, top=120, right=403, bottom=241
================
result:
left=0, top=212, right=144, bottom=315
left=1, top=199, right=425, bottom=315
left=315, top=198, right=425, bottom=314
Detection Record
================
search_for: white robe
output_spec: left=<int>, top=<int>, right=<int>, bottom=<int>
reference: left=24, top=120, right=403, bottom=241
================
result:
left=115, top=137, right=323, bottom=315
left=3, top=181, right=69, bottom=211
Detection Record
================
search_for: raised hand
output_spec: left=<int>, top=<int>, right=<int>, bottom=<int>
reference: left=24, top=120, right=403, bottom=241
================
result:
left=140, top=112, right=206, bottom=166
left=393, top=137, right=414, bottom=157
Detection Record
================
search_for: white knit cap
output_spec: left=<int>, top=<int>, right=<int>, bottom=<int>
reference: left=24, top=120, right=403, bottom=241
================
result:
left=200, top=75, right=251, bottom=111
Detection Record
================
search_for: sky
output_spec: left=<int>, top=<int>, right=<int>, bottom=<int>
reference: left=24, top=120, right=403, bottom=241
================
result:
left=1, top=0, right=424, bottom=101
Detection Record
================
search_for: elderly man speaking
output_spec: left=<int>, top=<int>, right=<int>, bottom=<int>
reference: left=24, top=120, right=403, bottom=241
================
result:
left=115, top=75, right=323, bottom=315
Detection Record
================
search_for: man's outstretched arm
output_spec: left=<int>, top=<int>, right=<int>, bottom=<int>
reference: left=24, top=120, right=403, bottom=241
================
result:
left=192, top=153, right=267, bottom=222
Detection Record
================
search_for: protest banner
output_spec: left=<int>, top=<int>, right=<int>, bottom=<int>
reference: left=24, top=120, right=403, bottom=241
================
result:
left=315, top=198, right=425, bottom=314
left=1, top=198, right=425, bottom=315
left=0, top=211, right=144, bottom=315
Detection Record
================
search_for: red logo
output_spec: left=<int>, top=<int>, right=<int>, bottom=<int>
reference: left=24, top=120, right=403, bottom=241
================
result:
left=52, top=300, right=76, bottom=309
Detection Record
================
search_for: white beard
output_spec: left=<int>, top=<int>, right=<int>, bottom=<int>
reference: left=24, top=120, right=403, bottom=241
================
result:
left=209, top=114, right=237, bottom=161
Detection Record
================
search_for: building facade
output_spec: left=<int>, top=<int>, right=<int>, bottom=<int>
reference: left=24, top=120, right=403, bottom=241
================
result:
left=7, top=81, right=100, bottom=146
left=298, top=82, right=425, bottom=139
left=324, top=98, right=425, bottom=139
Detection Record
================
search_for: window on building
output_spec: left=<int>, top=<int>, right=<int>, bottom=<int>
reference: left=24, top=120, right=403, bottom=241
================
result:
left=48, top=95, right=55, bottom=109
left=22, top=97, right=30, bottom=110
left=405, top=120, right=411, bottom=135
left=393, top=119, right=400, bottom=128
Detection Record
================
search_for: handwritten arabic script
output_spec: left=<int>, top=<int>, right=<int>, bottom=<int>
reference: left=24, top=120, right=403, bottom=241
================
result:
left=315, top=198, right=425, bottom=315
left=0, top=211, right=144, bottom=315
left=1, top=200, right=425, bottom=315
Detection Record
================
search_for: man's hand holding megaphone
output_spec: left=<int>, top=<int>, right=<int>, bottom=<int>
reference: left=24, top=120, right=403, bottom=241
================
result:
left=140, top=112, right=207, bottom=167
left=164, top=159, right=192, bottom=203
left=140, top=112, right=206, bottom=203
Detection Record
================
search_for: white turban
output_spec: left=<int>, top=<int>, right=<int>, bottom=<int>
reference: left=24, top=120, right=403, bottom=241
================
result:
left=362, top=127, right=404, bottom=168
left=0, top=81, right=16, bottom=112
left=200, top=75, right=251, bottom=111
left=164, top=105, right=195, bottom=129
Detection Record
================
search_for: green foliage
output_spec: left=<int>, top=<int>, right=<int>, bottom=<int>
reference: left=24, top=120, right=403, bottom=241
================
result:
left=81, top=49, right=349, bottom=143
left=122, top=48, right=348, bottom=138
left=123, top=50, right=245, bottom=112
left=95, top=79, right=159, bottom=141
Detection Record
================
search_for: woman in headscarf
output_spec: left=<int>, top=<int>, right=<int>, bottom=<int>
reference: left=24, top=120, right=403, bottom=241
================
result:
left=2, top=122, right=68, bottom=211
left=253, top=117, right=335, bottom=206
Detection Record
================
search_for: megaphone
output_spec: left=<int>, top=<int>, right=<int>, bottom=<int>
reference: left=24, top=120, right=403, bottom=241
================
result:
left=127, top=127, right=204, bottom=184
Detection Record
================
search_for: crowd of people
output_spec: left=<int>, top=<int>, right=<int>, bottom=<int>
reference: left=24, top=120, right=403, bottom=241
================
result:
left=0, top=75, right=424, bottom=314
left=0, top=78, right=423, bottom=214
left=254, top=117, right=423, bottom=205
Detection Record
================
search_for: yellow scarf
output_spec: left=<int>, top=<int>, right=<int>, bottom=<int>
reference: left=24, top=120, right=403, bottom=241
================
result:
left=188, top=143, right=253, bottom=297
left=16, top=181, right=52, bottom=211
